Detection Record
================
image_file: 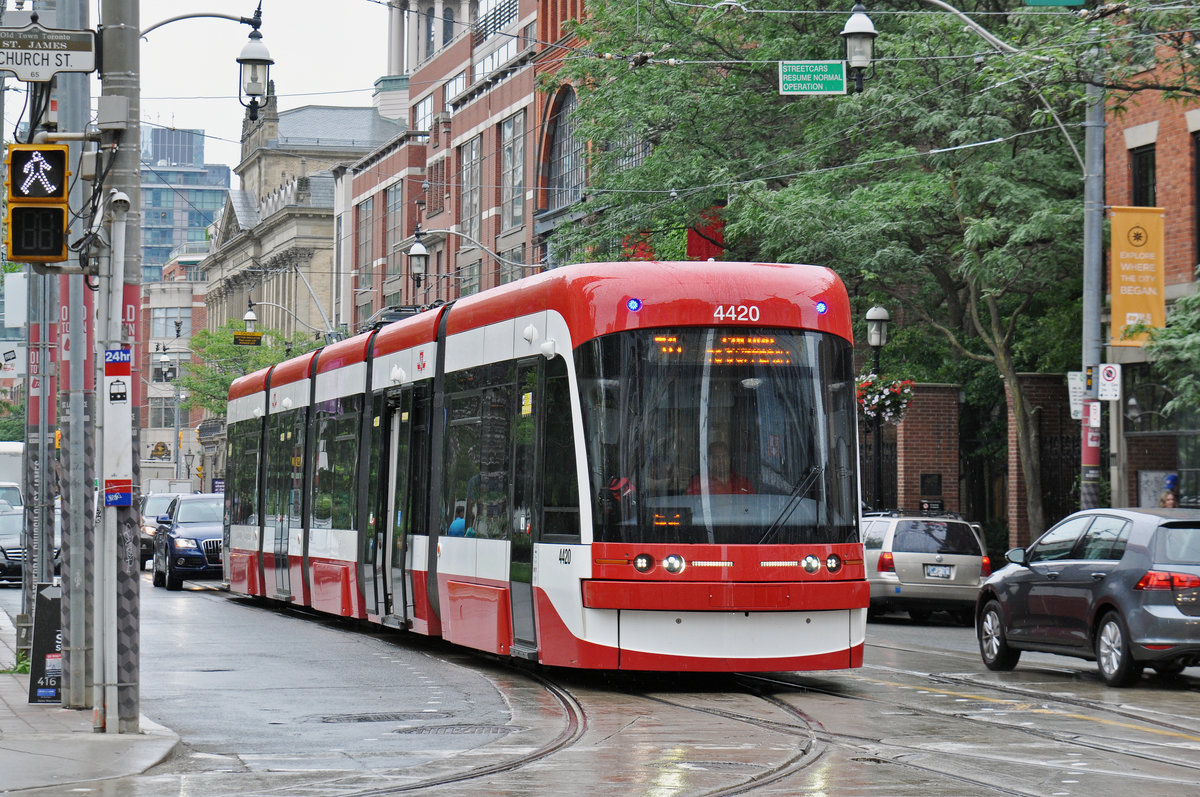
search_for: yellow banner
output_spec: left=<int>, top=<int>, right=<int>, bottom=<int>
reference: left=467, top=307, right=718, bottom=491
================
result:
left=1110, top=206, right=1165, bottom=346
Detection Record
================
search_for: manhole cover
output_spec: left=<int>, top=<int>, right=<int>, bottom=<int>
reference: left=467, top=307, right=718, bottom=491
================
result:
left=392, top=724, right=514, bottom=735
left=322, top=711, right=452, bottom=724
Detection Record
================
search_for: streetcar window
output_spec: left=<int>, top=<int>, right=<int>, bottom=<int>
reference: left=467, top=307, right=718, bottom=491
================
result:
left=313, top=396, right=362, bottom=530
left=576, top=328, right=857, bottom=546
left=226, top=420, right=261, bottom=526
left=542, top=356, right=581, bottom=542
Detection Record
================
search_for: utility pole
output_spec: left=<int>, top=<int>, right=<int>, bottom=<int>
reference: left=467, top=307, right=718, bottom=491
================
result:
left=59, top=0, right=96, bottom=711
left=96, top=0, right=141, bottom=734
left=1079, top=34, right=1105, bottom=510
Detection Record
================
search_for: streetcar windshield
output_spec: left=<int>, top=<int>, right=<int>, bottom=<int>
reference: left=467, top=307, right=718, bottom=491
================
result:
left=577, top=327, right=858, bottom=545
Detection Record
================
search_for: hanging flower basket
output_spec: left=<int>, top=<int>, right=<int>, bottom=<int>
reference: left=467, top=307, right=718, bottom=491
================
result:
left=857, top=373, right=914, bottom=425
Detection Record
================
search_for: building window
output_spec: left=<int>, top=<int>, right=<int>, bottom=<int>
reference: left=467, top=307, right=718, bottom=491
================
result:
left=386, top=184, right=404, bottom=277
left=151, top=307, right=192, bottom=338
left=424, top=8, right=435, bottom=58
left=443, top=8, right=455, bottom=45
left=459, top=260, right=481, bottom=296
left=501, top=111, right=525, bottom=230
left=149, top=396, right=181, bottom=429
left=473, top=37, right=517, bottom=83
left=444, top=71, right=466, bottom=106
left=413, top=94, right=434, bottom=132
left=1131, top=144, right=1156, bottom=207
left=475, top=0, right=517, bottom=45
left=356, top=197, right=374, bottom=284
left=499, top=244, right=525, bottom=285
left=460, top=136, right=482, bottom=243
left=548, top=89, right=584, bottom=212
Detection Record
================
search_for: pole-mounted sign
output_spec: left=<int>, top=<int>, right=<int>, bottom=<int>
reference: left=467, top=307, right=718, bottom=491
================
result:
left=5, top=143, right=70, bottom=263
left=0, top=22, right=96, bottom=82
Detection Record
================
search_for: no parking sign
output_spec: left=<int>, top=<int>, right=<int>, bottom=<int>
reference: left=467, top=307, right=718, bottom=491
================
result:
left=1098, top=363, right=1121, bottom=401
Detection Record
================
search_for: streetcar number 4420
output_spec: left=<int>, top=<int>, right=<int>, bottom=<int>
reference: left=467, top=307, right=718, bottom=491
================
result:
left=713, top=305, right=760, bottom=322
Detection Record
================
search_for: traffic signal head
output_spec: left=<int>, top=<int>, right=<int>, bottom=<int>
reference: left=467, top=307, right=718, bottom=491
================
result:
left=6, top=143, right=70, bottom=263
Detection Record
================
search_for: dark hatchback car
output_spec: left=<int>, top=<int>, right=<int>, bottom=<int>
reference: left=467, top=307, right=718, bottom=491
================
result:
left=977, top=508, right=1200, bottom=686
left=152, top=493, right=224, bottom=591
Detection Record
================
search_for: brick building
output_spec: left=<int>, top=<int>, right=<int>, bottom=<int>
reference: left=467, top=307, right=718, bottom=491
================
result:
left=340, top=0, right=588, bottom=330
left=1104, top=73, right=1200, bottom=507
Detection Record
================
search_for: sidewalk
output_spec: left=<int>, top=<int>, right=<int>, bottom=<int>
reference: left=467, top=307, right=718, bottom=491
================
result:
left=0, top=607, right=178, bottom=793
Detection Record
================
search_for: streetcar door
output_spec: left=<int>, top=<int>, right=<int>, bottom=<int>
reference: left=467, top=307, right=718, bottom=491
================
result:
left=379, top=389, right=413, bottom=626
left=509, top=361, right=540, bottom=655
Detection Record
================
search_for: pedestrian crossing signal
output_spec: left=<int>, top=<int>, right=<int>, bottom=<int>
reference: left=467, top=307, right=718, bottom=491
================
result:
left=6, top=144, right=70, bottom=263
left=7, top=144, right=68, bottom=202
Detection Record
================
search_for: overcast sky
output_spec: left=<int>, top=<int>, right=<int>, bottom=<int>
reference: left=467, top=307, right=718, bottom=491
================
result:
left=140, top=0, right=390, bottom=174
left=3, top=0, right=391, bottom=181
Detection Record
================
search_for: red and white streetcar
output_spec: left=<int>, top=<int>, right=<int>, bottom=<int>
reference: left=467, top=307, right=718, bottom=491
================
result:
left=224, top=261, right=868, bottom=671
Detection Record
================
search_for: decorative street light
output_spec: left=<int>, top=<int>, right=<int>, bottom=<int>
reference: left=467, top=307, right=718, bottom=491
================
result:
left=157, top=346, right=183, bottom=480
left=407, top=225, right=429, bottom=289
left=142, top=2, right=274, bottom=121
left=866, top=305, right=890, bottom=510
left=840, top=4, right=877, bottom=94
left=236, top=4, right=273, bottom=121
left=243, top=298, right=258, bottom=333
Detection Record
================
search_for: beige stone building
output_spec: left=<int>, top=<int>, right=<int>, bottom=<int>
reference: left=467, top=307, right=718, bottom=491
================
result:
left=201, top=91, right=402, bottom=340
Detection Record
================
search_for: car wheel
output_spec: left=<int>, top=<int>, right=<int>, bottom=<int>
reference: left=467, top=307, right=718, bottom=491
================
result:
left=165, top=561, right=183, bottom=591
left=908, top=609, right=932, bottom=624
left=978, top=600, right=1020, bottom=671
left=1095, top=612, right=1143, bottom=687
left=152, top=558, right=165, bottom=587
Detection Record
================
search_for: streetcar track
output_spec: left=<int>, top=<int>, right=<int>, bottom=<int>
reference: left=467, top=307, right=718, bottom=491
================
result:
left=739, top=671, right=1200, bottom=786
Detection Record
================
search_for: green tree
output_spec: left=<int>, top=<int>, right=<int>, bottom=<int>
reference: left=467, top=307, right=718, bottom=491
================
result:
left=1138, top=292, right=1200, bottom=417
left=0, top=401, right=23, bottom=441
left=179, top=320, right=318, bottom=415
left=552, top=0, right=1137, bottom=532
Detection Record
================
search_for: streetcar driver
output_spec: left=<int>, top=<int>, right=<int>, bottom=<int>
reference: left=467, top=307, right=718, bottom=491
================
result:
left=687, top=441, right=755, bottom=495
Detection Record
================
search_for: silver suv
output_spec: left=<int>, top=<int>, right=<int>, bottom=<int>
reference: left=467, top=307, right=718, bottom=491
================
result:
left=863, top=512, right=991, bottom=625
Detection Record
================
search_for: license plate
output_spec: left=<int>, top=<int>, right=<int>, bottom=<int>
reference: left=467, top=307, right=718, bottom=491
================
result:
left=925, top=564, right=952, bottom=579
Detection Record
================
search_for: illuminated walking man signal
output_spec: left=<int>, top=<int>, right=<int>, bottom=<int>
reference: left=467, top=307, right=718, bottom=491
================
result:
left=20, top=151, right=58, bottom=195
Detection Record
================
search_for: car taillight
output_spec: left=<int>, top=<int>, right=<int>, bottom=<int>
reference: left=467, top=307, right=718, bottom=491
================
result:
left=1135, top=570, right=1200, bottom=590
left=980, top=556, right=991, bottom=577
left=877, top=551, right=895, bottom=572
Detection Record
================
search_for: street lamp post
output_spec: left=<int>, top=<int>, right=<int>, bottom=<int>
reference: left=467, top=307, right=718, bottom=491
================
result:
left=160, top=352, right=181, bottom=479
left=866, top=306, right=890, bottom=510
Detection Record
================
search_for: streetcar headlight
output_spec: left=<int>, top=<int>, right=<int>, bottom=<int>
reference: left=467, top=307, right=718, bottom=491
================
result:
left=802, top=554, right=821, bottom=574
left=663, top=554, right=686, bottom=574
left=633, top=553, right=654, bottom=573
left=825, top=553, right=843, bottom=574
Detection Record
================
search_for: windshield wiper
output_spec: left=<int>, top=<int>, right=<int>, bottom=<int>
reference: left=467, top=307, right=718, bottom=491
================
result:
left=758, top=466, right=822, bottom=544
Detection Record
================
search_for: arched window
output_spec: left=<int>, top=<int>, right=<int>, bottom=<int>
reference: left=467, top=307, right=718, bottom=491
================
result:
left=424, top=8, right=435, bottom=59
left=548, top=89, right=584, bottom=212
left=443, top=8, right=455, bottom=45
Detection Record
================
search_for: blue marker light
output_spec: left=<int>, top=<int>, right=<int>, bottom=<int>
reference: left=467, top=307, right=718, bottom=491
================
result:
left=815, top=301, right=828, bottom=315
left=626, top=297, right=643, bottom=312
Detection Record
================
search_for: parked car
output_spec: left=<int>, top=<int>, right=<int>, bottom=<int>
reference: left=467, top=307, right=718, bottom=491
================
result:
left=977, top=507, right=1200, bottom=686
left=863, top=511, right=991, bottom=625
left=152, top=493, right=224, bottom=591
left=139, top=492, right=183, bottom=569
left=0, top=508, right=22, bottom=584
